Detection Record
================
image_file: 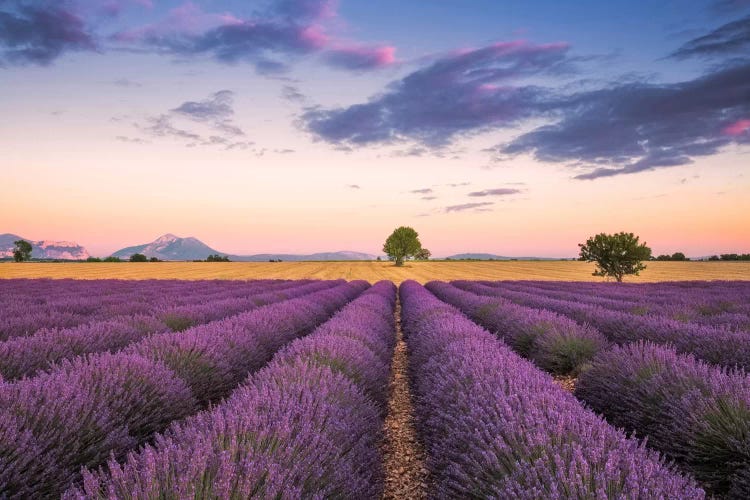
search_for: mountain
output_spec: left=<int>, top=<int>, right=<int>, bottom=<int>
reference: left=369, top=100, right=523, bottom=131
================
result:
left=0, top=233, right=90, bottom=260
left=445, top=253, right=562, bottom=261
left=111, top=234, right=379, bottom=261
left=111, top=234, right=221, bottom=261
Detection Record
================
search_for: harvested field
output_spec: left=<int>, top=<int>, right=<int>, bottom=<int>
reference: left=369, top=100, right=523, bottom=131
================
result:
left=1, top=260, right=748, bottom=283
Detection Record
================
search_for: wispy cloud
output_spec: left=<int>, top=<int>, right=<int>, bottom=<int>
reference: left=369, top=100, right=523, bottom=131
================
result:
left=445, top=202, right=494, bottom=213
left=133, top=90, right=254, bottom=150
left=111, top=77, right=143, bottom=87
left=671, top=14, right=750, bottom=59
left=347, top=184, right=361, bottom=189
left=115, top=135, right=149, bottom=144
left=468, top=188, right=522, bottom=197
left=410, top=188, right=433, bottom=194
left=281, top=84, right=306, bottom=103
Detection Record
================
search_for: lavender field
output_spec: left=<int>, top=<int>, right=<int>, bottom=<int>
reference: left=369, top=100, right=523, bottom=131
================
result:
left=1, top=278, right=749, bottom=498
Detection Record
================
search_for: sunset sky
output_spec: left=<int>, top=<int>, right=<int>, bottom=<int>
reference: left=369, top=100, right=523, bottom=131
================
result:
left=1, top=0, right=748, bottom=257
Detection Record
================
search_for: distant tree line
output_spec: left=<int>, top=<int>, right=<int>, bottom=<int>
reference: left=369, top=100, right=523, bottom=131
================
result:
left=652, top=252, right=689, bottom=261
left=206, top=254, right=230, bottom=262
left=706, top=254, right=750, bottom=261
left=192, top=254, right=230, bottom=262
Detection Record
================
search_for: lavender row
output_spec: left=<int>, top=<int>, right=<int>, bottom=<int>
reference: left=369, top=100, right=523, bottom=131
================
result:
left=0, top=280, right=368, bottom=498
left=455, top=280, right=750, bottom=370
left=575, top=341, right=750, bottom=497
left=0, top=280, right=338, bottom=381
left=68, top=281, right=397, bottom=499
left=0, top=279, right=286, bottom=319
left=0, top=279, right=305, bottom=340
left=400, top=281, right=703, bottom=498
left=425, top=281, right=608, bottom=375
left=490, top=279, right=750, bottom=303
left=489, top=281, right=750, bottom=332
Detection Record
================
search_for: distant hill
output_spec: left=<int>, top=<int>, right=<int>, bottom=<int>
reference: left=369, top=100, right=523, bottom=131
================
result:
left=111, top=234, right=222, bottom=261
left=0, top=233, right=90, bottom=260
left=445, top=253, right=563, bottom=261
left=111, top=234, right=379, bottom=261
left=233, top=251, right=378, bottom=262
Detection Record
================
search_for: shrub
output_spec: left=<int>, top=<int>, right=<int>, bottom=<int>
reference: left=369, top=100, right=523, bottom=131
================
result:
left=400, top=281, right=702, bottom=498
left=575, top=341, right=750, bottom=496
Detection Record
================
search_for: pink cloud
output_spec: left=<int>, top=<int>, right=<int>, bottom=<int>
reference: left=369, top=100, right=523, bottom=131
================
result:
left=298, top=25, right=330, bottom=50
left=323, top=45, right=397, bottom=70
left=723, top=119, right=750, bottom=136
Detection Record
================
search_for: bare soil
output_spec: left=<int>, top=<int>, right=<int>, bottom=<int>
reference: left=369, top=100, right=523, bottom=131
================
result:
left=554, top=374, right=577, bottom=393
left=380, top=298, right=428, bottom=499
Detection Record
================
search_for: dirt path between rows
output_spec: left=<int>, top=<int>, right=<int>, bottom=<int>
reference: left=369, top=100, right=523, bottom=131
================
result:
left=380, top=297, right=428, bottom=499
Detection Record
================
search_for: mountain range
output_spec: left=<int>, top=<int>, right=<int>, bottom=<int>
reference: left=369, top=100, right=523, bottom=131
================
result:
left=0, top=233, right=90, bottom=260
left=111, top=234, right=380, bottom=261
left=2, top=232, right=565, bottom=261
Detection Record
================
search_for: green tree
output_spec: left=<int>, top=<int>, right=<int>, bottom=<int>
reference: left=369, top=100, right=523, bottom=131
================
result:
left=206, top=254, right=230, bottom=262
left=578, top=232, right=652, bottom=282
left=415, top=248, right=432, bottom=260
left=129, top=253, right=148, bottom=262
left=671, top=252, right=687, bottom=261
left=383, top=226, right=422, bottom=267
left=12, top=240, right=32, bottom=262
left=103, top=256, right=122, bottom=262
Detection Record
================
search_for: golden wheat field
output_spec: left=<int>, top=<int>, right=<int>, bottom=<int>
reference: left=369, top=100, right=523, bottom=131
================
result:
left=1, top=261, right=748, bottom=283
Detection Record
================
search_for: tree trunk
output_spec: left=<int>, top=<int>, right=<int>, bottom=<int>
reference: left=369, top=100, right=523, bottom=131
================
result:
left=395, top=256, right=404, bottom=267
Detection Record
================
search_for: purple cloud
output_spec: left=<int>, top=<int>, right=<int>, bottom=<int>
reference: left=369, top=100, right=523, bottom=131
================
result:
left=134, top=90, right=253, bottom=149
left=500, top=62, right=750, bottom=180
left=171, top=90, right=234, bottom=121
left=410, top=188, right=433, bottom=194
left=445, top=202, right=494, bottom=213
left=672, top=15, right=750, bottom=59
left=303, top=40, right=571, bottom=146
left=323, top=44, right=396, bottom=70
left=468, top=188, right=522, bottom=197
left=0, top=1, right=96, bottom=66
left=111, top=2, right=327, bottom=73
left=110, top=1, right=392, bottom=75
left=281, top=84, right=306, bottom=102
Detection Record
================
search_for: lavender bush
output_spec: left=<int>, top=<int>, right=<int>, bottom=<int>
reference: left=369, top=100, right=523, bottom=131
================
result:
left=0, top=280, right=367, bottom=498
left=400, top=280, right=704, bottom=498
left=68, top=281, right=396, bottom=499
left=455, top=280, right=750, bottom=369
left=576, top=341, right=750, bottom=496
left=426, top=281, right=608, bottom=375
left=0, top=280, right=337, bottom=381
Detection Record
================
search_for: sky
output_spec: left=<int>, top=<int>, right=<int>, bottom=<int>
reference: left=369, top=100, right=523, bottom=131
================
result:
left=1, top=0, right=749, bottom=258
